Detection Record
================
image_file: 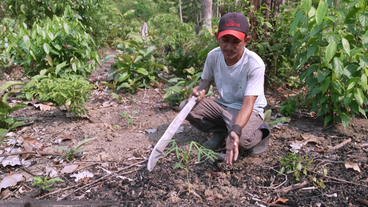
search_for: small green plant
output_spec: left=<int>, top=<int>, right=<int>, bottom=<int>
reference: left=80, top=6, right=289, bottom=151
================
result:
left=278, top=151, right=313, bottom=181
left=32, top=175, right=64, bottom=192
left=119, top=111, right=138, bottom=127
left=279, top=91, right=314, bottom=117
left=164, top=140, right=218, bottom=192
left=22, top=73, right=94, bottom=118
left=55, top=138, right=95, bottom=160
left=0, top=81, right=28, bottom=137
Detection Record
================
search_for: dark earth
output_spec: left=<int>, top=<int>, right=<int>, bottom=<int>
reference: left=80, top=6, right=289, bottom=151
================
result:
left=0, top=49, right=367, bottom=207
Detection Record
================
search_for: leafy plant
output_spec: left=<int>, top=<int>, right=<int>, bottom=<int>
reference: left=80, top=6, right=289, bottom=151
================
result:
left=280, top=91, right=314, bottom=117
left=278, top=151, right=312, bottom=181
left=32, top=175, right=64, bottom=192
left=0, top=81, right=28, bottom=137
left=102, top=39, right=168, bottom=92
left=22, top=73, right=94, bottom=118
left=119, top=111, right=138, bottom=127
left=290, top=0, right=368, bottom=128
left=55, top=138, right=95, bottom=160
left=5, top=6, right=100, bottom=77
left=164, top=140, right=218, bottom=192
left=163, top=69, right=202, bottom=106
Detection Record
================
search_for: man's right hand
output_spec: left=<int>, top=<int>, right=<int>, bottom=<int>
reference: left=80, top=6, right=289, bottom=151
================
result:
left=190, top=87, right=206, bottom=102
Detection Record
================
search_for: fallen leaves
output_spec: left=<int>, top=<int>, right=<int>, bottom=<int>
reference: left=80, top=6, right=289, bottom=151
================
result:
left=290, top=134, right=324, bottom=153
left=0, top=174, right=25, bottom=191
left=344, top=160, right=361, bottom=173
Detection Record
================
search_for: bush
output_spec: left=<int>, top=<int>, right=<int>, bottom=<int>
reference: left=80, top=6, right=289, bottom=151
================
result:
left=22, top=73, right=94, bottom=118
left=4, top=6, right=100, bottom=77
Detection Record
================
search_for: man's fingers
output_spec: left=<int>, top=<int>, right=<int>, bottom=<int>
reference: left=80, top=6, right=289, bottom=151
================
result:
left=233, top=144, right=239, bottom=162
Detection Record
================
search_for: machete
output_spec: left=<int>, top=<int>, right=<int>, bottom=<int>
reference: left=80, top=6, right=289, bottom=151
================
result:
left=147, top=80, right=209, bottom=171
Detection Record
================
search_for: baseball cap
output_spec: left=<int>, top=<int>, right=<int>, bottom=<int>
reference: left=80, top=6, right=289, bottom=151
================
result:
left=217, top=12, right=249, bottom=40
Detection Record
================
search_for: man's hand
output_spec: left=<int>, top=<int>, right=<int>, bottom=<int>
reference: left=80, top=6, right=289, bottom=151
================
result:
left=190, top=87, right=206, bottom=102
left=224, top=131, right=240, bottom=165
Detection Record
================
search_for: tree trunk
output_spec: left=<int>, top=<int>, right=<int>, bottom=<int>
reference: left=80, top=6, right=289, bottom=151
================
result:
left=179, top=0, right=183, bottom=23
left=250, top=0, right=260, bottom=40
left=201, top=0, right=212, bottom=30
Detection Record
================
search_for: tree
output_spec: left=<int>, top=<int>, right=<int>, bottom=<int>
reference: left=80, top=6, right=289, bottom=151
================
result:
left=201, top=0, right=212, bottom=30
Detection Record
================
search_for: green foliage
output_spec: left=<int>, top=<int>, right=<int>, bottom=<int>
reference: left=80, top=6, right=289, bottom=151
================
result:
left=280, top=91, right=314, bottom=117
left=103, top=39, right=168, bottom=92
left=278, top=152, right=312, bottom=181
left=55, top=138, right=95, bottom=160
left=165, top=140, right=218, bottom=192
left=4, top=6, right=100, bottom=77
left=291, top=0, right=368, bottom=128
left=0, top=81, right=28, bottom=136
left=22, top=74, right=94, bottom=118
left=263, top=109, right=291, bottom=125
left=119, top=111, right=138, bottom=127
left=163, top=69, right=202, bottom=106
left=32, top=175, right=64, bottom=192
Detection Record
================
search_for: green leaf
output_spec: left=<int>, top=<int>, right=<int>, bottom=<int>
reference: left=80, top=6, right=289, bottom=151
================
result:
left=55, top=62, right=67, bottom=75
left=23, top=35, right=31, bottom=49
left=268, top=117, right=291, bottom=125
left=301, top=0, right=312, bottom=14
left=315, top=0, right=328, bottom=25
left=0, top=81, right=24, bottom=92
left=321, top=77, right=331, bottom=94
left=43, top=43, right=50, bottom=55
left=55, top=146, right=69, bottom=151
left=291, top=11, right=304, bottom=31
left=359, top=56, right=368, bottom=69
left=324, top=115, right=331, bottom=126
left=342, top=38, right=350, bottom=56
left=354, top=88, right=364, bottom=105
left=102, top=55, right=117, bottom=65
left=333, top=58, right=344, bottom=79
left=359, top=13, right=368, bottom=27
left=325, top=42, right=337, bottom=63
left=136, top=68, right=148, bottom=75
left=307, top=43, right=319, bottom=59
left=0, top=128, right=8, bottom=137
left=361, top=73, right=368, bottom=92
left=75, top=138, right=95, bottom=150
left=341, top=113, right=350, bottom=129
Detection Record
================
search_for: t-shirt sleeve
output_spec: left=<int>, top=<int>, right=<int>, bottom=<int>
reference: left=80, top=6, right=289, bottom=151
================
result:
left=201, top=52, right=215, bottom=81
left=244, top=65, right=265, bottom=96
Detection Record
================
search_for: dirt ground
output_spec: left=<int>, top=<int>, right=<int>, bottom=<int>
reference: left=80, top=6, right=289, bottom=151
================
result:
left=0, top=50, right=368, bottom=207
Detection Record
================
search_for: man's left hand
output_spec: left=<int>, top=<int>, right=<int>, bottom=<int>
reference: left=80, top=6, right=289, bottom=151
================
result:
left=224, top=131, right=239, bottom=165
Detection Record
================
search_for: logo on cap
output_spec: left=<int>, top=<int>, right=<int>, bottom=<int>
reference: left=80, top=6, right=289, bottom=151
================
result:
left=225, top=19, right=240, bottom=27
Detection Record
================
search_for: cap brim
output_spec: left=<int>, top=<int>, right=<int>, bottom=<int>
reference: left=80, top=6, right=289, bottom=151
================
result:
left=217, top=30, right=246, bottom=40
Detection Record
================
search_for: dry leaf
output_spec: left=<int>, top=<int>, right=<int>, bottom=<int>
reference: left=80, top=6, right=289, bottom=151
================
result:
left=356, top=198, right=368, bottom=205
left=70, top=171, right=94, bottom=182
left=206, top=195, right=218, bottom=201
left=34, top=103, right=51, bottom=111
left=272, top=197, right=289, bottom=204
left=344, top=160, right=361, bottom=173
left=0, top=174, right=25, bottom=190
left=21, top=137, right=44, bottom=159
left=61, top=165, right=79, bottom=174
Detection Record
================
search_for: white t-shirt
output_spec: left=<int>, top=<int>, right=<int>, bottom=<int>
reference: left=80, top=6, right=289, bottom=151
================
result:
left=201, top=47, right=267, bottom=118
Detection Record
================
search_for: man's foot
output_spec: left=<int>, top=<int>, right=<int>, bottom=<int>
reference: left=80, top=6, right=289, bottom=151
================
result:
left=203, top=132, right=227, bottom=149
left=248, top=122, right=271, bottom=155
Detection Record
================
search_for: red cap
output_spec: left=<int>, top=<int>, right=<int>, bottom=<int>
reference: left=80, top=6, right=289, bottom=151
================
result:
left=217, top=12, right=249, bottom=40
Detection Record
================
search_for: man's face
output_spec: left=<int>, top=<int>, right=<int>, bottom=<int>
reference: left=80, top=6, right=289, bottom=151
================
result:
left=215, top=33, right=250, bottom=65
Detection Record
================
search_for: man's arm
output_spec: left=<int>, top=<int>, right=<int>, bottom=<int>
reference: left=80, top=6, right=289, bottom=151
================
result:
left=224, top=95, right=257, bottom=165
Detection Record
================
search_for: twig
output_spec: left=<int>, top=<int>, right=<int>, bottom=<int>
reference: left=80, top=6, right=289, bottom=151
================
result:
left=360, top=143, right=368, bottom=148
left=251, top=197, right=291, bottom=207
left=54, top=159, right=146, bottom=201
left=327, top=138, right=351, bottom=151
left=310, top=170, right=368, bottom=188
left=274, top=180, right=308, bottom=193
left=0, top=151, right=61, bottom=157
left=256, top=164, right=288, bottom=189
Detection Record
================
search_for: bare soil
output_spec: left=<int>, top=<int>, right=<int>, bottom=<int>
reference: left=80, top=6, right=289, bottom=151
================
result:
left=0, top=49, right=367, bottom=207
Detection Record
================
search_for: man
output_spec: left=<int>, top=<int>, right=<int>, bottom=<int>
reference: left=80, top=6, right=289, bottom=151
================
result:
left=180, top=12, right=270, bottom=165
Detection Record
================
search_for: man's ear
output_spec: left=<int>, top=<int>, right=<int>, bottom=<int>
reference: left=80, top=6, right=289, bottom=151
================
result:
left=214, top=32, right=219, bottom=39
left=244, top=36, right=251, bottom=44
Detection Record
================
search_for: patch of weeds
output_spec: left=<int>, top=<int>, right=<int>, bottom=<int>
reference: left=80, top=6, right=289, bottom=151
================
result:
left=119, top=110, right=138, bottom=127
left=164, top=140, right=218, bottom=192
left=22, top=74, right=94, bottom=118
left=278, top=151, right=327, bottom=188
left=32, top=175, right=64, bottom=192
left=55, top=138, right=95, bottom=160
left=280, top=91, right=314, bottom=117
